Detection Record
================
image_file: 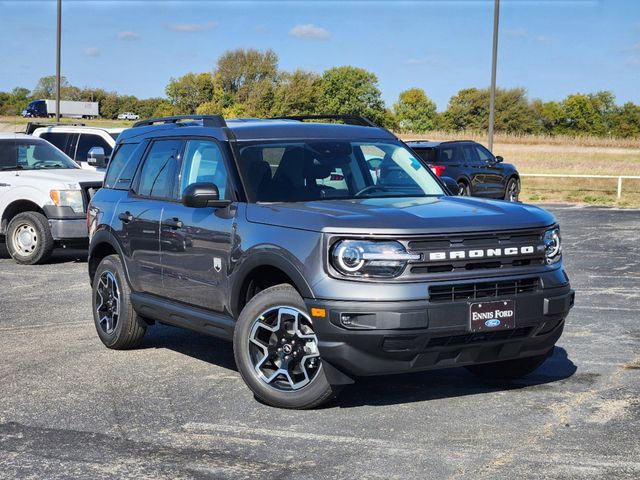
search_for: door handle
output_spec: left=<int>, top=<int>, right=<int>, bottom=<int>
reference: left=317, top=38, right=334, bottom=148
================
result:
left=163, top=217, right=183, bottom=229
left=118, top=211, right=133, bottom=223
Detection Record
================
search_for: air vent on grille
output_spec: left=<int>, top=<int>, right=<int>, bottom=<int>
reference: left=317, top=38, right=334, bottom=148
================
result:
left=426, top=327, right=532, bottom=347
left=429, top=278, right=540, bottom=303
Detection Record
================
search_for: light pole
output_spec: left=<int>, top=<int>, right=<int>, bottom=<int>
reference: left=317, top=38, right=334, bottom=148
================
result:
left=488, top=0, right=500, bottom=151
left=55, top=0, right=61, bottom=122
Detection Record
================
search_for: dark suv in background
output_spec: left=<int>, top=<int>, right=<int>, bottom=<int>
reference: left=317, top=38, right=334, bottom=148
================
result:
left=406, top=140, right=520, bottom=201
left=87, top=115, right=572, bottom=409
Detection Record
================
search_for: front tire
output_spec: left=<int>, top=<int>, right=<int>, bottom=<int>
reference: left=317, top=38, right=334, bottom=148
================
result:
left=92, top=254, right=147, bottom=349
left=6, top=212, right=54, bottom=265
left=465, top=350, right=552, bottom=380
left=233, top=284, right=337, bottom=409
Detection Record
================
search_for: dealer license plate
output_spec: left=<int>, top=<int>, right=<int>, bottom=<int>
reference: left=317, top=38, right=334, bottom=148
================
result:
left=469, top=299, right=515, bottom=332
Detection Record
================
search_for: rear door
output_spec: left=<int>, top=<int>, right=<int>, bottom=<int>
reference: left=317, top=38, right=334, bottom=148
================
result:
left=160, top=138, right=236, bottom=313
left=37, top=132, right=79, bottom=160
left=117, top=138, right=182, bottom=296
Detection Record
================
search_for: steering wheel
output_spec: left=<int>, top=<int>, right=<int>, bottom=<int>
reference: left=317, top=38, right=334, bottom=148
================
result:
left=354, top=184, right=389, bottom=197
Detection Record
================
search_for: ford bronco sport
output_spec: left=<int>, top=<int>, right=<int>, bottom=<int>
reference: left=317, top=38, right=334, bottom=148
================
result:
left=87, top=115, right=574, bottom=409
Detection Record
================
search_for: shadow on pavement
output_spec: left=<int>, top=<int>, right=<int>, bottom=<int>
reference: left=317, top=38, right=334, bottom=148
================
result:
left=334, top=346, right=577, bottom=408
left=0, top=242, right=87, bottom=263
left=137, top=323, right=577, bottom=408
left=142, top=323, right=238, bottom=373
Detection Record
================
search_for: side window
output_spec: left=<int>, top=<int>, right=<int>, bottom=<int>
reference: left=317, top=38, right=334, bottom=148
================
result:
left=438, top=148, right=455, bottom=164
left=180, top=139, right=229, bottom=200
left=136, top=139, right=182, bottom=199
left=475, top=145, right=494, bottom=163
left=76, top=133, right=113, bottom=162
left=461, top=145, right=481, bottom=165
left=39, top=132, right=71, bottom=154
left=104, top=143, right=140, bottom=190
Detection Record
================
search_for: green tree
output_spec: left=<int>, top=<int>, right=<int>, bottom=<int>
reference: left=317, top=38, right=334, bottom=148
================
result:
left=319, top=66, right=386, bottom=126
left=216, top=49, right=278, bottom=103
left=271, top=70, right=322, bottom=116
left=610, top=102, right=640, bottom=138
left=166, top=72, right=215, bottom=114
left=393, top=88, right=437, bottom=133
left=443, top=87, right=537, bottom=133
left=32, top=75, right=69, bottom=99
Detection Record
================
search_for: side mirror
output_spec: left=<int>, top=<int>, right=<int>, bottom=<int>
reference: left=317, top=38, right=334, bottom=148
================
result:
left=495, top=156, right=504, bottom=163
left=182, top=182, right=231, bottom=208
left=87, top=147, right=106, bottom=168
left=441, top=176, right=460, bottom=195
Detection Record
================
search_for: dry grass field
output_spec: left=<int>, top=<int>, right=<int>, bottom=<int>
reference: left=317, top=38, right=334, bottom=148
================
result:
left=1, top=117, right=638, bottom=206
left=403, top=131, right=640, bottom=207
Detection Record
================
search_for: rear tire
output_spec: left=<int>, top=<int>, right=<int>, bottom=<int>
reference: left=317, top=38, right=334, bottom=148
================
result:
left=457, top=181, right=470, bottom=196
left=6, top=212, right=54, bottom=265
left=92, top=254, right=146, bottom=349
left=504, top=177, right=520, bottom=202
left=465, top=350, right=552, bottom=380
left=233, top=284, right=338, bottom=409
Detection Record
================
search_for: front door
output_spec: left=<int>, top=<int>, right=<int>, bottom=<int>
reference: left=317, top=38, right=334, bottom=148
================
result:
left=120, top=138, right=183, bottom=296
left=161, top=138, right=235, bottom=313
left=475, top=144, right=506, bottom=198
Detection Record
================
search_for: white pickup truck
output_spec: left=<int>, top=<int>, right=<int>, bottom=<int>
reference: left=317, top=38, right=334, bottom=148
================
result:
left=30, top=124, right=124, bottom=171
left=0, top=134, right=103, bottom=264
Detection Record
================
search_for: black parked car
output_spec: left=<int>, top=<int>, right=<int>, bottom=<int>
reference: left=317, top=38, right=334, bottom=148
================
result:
left=406, top=140, right=520, bottom=201
left=87, top=115, right=572, bottom=409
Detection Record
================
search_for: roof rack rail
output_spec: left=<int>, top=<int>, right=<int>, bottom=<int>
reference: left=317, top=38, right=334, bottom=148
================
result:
left=132, top=115, right=227, bottom=128
left=24, top=121, right=86, bottom=135
left=271, top=115, right=379, bottom=127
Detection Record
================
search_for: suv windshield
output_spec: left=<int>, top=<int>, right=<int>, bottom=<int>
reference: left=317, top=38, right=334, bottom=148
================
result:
left=0, top=139, right=78, bottom=171
left=237, top=140, right=445, bottom=202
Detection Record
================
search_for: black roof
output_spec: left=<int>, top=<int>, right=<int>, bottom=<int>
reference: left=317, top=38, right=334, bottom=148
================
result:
left=118, top=115, right=397, bottom=143
left=406, top=140, right=476, bottom=148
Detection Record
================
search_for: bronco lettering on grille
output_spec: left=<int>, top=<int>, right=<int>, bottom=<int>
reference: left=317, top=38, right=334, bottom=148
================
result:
left=427, top=245, right=538, bottom=262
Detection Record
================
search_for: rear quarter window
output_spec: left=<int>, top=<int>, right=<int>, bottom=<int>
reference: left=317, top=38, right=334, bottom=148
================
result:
left=104, top=142, right=144, bottom=190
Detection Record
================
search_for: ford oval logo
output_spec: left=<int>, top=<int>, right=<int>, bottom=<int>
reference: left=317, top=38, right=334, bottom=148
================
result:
left=485, top=319, right=501, bottom=328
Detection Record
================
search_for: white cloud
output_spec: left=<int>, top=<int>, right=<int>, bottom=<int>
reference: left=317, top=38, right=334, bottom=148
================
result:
left=535, top=35, right=551, bottom=44
left=406, top=57, right=435, bottom=66
left=168, top=22, right=217, bottom=33
left=84, top=47, right=100, bottom=57
left=506, top=28, right=527, bottom=38
left=289, top=24, right=331, bottom=40
left=118, top=31, right=140, bottom=41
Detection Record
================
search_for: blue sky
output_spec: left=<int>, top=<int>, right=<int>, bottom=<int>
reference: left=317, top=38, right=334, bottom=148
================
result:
left=1, top=0, right=639, bottom=110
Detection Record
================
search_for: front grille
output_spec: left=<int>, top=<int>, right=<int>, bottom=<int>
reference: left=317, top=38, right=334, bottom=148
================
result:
left=426, top=327, right=532, bottom=347
left=405, top=228, right=546, bottom=276
left=429, top=278, right=541, bottom=303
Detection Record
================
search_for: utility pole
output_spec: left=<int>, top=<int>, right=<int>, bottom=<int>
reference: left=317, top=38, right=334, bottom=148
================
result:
left=488, top=0, right=500, bottom=151
left=55, top=0, right=62, bottom=122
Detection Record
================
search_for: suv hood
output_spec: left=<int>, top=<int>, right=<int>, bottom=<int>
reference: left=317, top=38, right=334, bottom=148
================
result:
left=246, top=196, right=556, bottom=234
left=11, top=168, right=104, bottom=188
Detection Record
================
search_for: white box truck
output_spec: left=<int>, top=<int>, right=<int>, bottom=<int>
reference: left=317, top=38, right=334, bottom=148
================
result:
left=22, top=99, right=99, bottom=119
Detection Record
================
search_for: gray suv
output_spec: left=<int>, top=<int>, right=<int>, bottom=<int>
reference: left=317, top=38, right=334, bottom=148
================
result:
left=87, top=115, right=574, bottom=409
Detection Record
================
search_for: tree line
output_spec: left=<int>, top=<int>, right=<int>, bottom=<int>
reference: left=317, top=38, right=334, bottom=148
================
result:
left=1, top=48, right=639, bottom=138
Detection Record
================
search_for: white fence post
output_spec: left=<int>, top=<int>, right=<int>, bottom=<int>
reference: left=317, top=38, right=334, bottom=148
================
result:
left=617, top=177, right=623, bottom=200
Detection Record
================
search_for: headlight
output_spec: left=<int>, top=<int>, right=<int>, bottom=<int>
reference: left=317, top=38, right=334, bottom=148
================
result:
left=543, top=227, right=561, bottom=264
left=50, top=190, right=84, bottom=214
left=330, top=240, right=420, bottom=278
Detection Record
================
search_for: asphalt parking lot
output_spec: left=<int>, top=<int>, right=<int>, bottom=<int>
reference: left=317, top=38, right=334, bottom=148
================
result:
left=0, top=205, right=638, bottom=479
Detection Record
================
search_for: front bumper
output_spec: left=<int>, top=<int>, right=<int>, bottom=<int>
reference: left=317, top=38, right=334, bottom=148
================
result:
left=44, top=205, right=88, bottom=240
left=305, top=284, right=574, bottom=381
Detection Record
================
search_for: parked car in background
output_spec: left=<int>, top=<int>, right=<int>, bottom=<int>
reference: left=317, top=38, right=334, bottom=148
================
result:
left=0, top=134, right=103, bottom=264
left=30, top=124, right=124, bottom=171
left=117, top=112, right=140, bottom=121
left=22, top=99, right=99, bottom=119
left=406, top=140, right=521, bottom=202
